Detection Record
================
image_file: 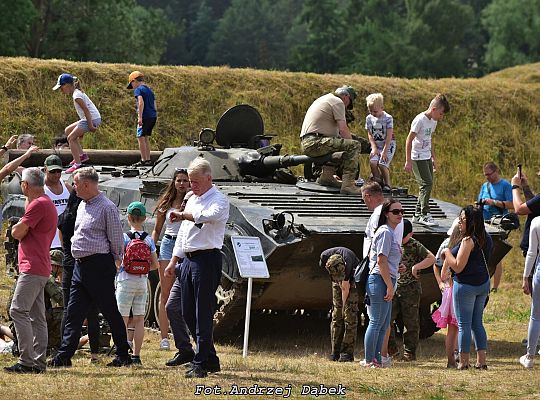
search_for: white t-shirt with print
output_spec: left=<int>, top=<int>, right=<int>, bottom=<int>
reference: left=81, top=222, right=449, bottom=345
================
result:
left=72, top=89, right=101, bottom=121
left=410, top=112, right=437, bottom=160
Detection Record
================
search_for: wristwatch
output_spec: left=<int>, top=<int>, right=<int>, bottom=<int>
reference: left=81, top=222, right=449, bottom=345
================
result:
left=1, top=145, right=7, bottom=151
left=512, top=184, right=520, bottom=190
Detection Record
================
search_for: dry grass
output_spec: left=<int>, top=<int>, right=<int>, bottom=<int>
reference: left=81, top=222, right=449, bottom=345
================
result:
left=1, top=235, right=540, bottom=399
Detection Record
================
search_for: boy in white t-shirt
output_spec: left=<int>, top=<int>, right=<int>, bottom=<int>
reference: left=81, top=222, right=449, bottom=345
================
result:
left=365, top=93, right=395, bottom=190
left=404, top=94, right=450, bottom=227
left=115, top=201, right=159, bottom=365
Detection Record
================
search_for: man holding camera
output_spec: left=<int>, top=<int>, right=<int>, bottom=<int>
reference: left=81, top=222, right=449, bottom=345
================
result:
left=477, top=161, right=513, bottom=292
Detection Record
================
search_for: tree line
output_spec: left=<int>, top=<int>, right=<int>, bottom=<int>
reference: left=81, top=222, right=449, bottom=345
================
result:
left=2, top=0, right=539, bottom=78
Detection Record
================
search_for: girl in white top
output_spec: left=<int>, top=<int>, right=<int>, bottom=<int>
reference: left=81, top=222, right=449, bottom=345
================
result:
left=53, top=73, right=101, bottom=173
left=520, top=216, right=540, bottom=368
left=152, top=168, right=190, bottom=350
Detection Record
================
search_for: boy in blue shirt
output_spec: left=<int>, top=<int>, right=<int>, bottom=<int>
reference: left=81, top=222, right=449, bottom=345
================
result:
left=127, top=71, right=157, bottom=167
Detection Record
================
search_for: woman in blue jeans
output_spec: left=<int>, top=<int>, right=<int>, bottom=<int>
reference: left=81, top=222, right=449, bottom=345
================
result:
left=520, top=216, right=540, bottom=368
left=362, top=199, right=404, bottom=367
left=442, top=205, right=492, bottom=370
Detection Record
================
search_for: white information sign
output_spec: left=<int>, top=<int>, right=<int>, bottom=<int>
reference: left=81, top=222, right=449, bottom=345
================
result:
left=231, top=236, right=269, bottom=279
left=231, top=236, right=270, bottom=358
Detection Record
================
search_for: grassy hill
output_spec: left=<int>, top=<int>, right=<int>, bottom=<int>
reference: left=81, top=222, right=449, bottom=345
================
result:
left=1, top=56, right=539, bottom=205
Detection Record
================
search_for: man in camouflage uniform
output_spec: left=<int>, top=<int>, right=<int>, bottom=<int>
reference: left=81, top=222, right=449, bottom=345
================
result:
left=320, top=247, right=360, bottom=362
left=301, top=86, right=364, bottom=195
left=389, top=220, right=435, bottom=361
left=45, top=249, right=64, bottom=354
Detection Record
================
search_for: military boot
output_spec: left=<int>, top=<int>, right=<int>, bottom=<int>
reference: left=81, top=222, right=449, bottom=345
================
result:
left=340, top=174, right=363, bottom=195
left=316, top=166, right=342, bottom=188
left=338, top=353, right=354, bottom=362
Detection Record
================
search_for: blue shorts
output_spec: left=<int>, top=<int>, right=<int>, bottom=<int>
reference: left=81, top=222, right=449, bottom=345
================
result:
left=136, top=117, right=157, bottom=138
left=116, top=278, right=148, bottom=316
left=77, top=118, right=101, bottom=133
left=158, top=235, right=177, bottom=261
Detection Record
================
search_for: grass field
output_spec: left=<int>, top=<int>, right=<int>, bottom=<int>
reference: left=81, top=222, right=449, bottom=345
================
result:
left=0, top=234, right=539, bottom=399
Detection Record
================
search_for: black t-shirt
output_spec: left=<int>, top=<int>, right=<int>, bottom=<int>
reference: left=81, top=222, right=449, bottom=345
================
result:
left=320, top=247, right=360, bottom=282
left=58, top=191, right=83, bottom=268
left=520, top=194, right=540, bottom=252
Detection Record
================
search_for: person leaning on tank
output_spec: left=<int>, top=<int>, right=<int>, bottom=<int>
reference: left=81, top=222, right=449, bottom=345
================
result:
left=300, top=85, right=365, bottom=195
left=320, top=247, right=359, bottom=363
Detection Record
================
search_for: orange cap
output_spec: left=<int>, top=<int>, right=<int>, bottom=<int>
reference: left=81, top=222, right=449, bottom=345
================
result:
left=127, top=71, right=144, bottom=89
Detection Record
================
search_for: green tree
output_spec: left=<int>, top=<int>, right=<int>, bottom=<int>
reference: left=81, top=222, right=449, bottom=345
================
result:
left=289, top=0, right=345, bottom=73
left=189, top=1, right=215, bottom=65
left=401, top=0, right=474, bottom=77
left=482, top=0, right=540, bottom=71
left=0, top=0, right=36, bottom=56
left=206, top=0, right=298, bottom=69
left=342, top=0, right=408, bottom=76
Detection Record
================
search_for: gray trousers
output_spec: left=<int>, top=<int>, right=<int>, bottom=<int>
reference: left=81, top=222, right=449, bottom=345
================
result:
left=10, top=273, right=49, bottom=369
left=166, top=277, right=193, bottom=354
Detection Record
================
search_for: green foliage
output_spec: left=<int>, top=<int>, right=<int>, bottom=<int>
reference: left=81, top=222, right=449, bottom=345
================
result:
left=482, top=0, right=540, bottom=71
left=0, top=0, right=36, bottom=56
left=289, top=0, right=345, bottom=73
left=206, top=0, right=299, bottom=69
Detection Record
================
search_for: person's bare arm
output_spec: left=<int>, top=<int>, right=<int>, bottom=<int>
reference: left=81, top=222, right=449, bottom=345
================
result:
left=381, top=128, right=393, bottom=162
left=151, top=211, right=166, bottom=244
left=411, top=251, right=436, bottom=278
left=444, top=237, right=474, bottom=274
left=377, top=254, right=394, bottom=301
left=137, top=96, right=145, bottom=126
left=0, top=145, right=39, bottom=181
left=404, top=132, right=416, bottom=173
left=337, top=120, right=352, bottom=139
left=340, top=280, right=350, bottom=312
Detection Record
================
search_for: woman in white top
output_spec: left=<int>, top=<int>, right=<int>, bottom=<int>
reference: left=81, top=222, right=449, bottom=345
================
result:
left=520, top=216, right=540, bottom=368
left=152, top=168, right=190, bottom=350
left=53, top=73, right=101, bottom=173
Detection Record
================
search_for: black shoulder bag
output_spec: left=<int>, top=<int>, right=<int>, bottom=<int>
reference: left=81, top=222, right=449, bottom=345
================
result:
left=354, top=243, right=373, bottom=299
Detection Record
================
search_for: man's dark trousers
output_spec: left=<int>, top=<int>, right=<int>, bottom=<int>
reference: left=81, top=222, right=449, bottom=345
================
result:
left=180, top=250, right=222, bottom=368
left=61, top=262, right=100, bottom=354
left=56, top=254, right=129, bottom=360
left=166, top=267, right=193, bottom=354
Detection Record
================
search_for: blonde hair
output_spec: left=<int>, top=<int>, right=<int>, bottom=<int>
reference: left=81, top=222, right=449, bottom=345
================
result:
left=366, top=93, right=384, bottom=110
left=188, top=157, right=212, bottom=176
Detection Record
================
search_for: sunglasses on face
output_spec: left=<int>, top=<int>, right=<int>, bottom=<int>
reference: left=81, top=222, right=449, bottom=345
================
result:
left=389, top=209, right=405, bottom=215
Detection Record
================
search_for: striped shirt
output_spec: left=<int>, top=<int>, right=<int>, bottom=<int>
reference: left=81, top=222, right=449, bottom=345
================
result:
left=71, top=192, right=123, bottom=260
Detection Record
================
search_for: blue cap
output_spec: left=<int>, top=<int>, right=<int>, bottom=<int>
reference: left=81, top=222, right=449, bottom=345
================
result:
left=52, top=73, right=75, bottom=90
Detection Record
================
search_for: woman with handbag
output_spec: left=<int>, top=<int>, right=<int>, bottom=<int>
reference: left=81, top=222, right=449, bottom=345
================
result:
left=361, top=198, right=404, bottom=368
left=519, top=215, right=540, bottom=368
left=441, top=205, right=493, bottom=370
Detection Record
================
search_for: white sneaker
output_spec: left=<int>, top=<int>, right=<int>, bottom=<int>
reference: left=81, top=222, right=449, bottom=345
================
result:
left=418, top=213, right=439, bottom=227
left=381, top=355, right=393, bottom=368
left=127, top=340, right=133, bottom=351
left=412, top=214, right=421, bottom=223
left=160, top=338, right=170, bottom=351
left=520, top=354, right=534, bottom=368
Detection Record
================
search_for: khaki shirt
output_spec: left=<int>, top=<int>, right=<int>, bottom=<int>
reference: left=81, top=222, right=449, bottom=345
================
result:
left=300, top=93, right=346, bottom=137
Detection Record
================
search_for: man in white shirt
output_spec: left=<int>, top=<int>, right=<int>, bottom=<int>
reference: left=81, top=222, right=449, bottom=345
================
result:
left=165, top=158, right=229, bottom=378
left=43, top=155, right=71, bottom=250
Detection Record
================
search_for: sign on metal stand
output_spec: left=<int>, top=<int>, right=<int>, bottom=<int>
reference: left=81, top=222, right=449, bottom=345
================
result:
left=231, top=236, right=270, bottom=358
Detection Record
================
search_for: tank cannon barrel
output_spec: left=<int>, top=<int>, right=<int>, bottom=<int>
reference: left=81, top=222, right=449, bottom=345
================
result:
left=261, top=153, right=339, bottom=169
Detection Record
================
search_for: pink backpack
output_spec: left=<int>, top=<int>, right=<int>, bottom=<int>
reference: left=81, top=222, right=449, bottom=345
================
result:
left=122, top=232, right=151, bottom=275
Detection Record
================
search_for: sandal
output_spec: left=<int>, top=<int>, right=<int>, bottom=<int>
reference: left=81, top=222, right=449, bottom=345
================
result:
left=457, top=363, right=469, bottom=370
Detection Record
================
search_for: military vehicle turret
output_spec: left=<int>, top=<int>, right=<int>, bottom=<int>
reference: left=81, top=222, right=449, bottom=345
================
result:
left=2, top=105, right=515, bottom=339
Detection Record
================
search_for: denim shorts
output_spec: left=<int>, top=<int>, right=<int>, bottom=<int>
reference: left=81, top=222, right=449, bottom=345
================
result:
left=77, top=118, right=101, bottom=133
left=159, top=235, right=177, bottom=261
left=115, top=278, right=148, bottom=316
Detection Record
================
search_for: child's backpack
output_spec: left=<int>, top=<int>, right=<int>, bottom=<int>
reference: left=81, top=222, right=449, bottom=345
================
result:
left=122, top=231, right=151, bottom=275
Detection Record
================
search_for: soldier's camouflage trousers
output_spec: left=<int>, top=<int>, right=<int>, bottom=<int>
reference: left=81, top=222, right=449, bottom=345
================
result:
left=331, top=282, right=359, bottom=356
left=389, top=282, right=421, bottom=355
left=301, top=136, right=361, bottom=176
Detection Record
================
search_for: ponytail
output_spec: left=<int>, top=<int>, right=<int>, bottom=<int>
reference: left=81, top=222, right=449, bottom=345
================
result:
left=73, top=76, right=82, bottom=91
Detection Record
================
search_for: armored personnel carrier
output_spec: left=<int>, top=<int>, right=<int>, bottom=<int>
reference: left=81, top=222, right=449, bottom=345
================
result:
left=2, top=105, right=515, bottom=339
